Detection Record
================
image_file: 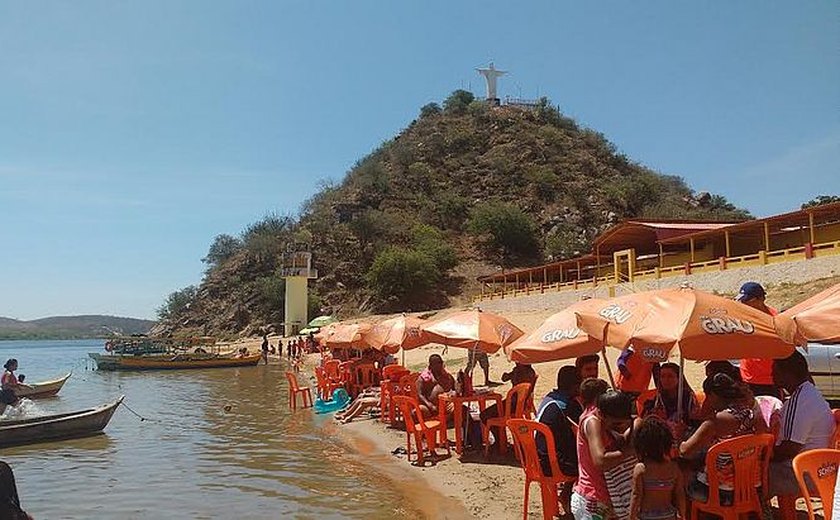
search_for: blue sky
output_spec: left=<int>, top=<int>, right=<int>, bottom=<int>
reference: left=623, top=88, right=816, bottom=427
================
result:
left=1, top=1, right=837, bottom=320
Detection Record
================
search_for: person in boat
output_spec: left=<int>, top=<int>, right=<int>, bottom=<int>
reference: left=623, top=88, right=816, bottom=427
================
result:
left=1, top=360, right=30, bottom=396
left=0, top=462, right=34, bottom=520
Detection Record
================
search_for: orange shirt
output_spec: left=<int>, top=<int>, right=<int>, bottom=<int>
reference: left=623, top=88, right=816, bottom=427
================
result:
left=739, top=306, right=778, bottom=385
left=615, top=350, right=653, bottom=394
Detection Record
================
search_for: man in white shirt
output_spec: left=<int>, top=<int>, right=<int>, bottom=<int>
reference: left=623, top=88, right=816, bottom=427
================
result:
left=769, top=350, right=836, bottom=496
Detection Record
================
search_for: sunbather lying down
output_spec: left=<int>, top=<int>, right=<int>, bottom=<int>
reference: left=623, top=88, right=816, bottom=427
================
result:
left=335, top=387, right=381, bottom=423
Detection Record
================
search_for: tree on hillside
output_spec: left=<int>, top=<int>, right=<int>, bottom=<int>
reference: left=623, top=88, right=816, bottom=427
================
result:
left=203, top=234, right=242, bottom=271
left=802, top=195, right=840, bottom=209
left=443, top=89, right=475, bottom=114
left=419, top=102, right=442, bottom=118
left=367, top=247, right=440, bottom=308
left=157, top=285, right=198, bottom=321
left=467, top=201, right=540, bottom=266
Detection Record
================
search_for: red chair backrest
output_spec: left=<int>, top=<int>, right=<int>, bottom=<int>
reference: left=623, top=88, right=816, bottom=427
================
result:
left=394, top=395, right=425, bottom=432
left=324, top=360, right=340, bottom=380
left=398, top=373, right=418, bottom=399
left=508, top=418, right=565, bottom=482
left=354, top=364, right=378, bottom=387
left=702, top=434, right=773, bottom=509
left=285, top=372, right=301, bottom=392
left=382, top=364, right=407, bottom=381
left=504, top=383, right=533, bottom=421
left=792, top=448, right=840, bottom=520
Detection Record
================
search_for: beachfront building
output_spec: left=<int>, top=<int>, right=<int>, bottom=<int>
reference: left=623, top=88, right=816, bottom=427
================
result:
left=475, top=201, right=840, bottom=301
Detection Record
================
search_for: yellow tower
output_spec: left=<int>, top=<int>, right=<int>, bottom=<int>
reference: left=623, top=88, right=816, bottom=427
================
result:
left=281, top=247, right=318, bottom=337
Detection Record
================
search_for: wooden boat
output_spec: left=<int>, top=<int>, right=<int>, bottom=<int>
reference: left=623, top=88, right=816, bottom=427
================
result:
left=0, top=396, right=123, bottom=448
left=15, top=373, right=71, bottom=399
left=88, top=352, right=262, bottom=371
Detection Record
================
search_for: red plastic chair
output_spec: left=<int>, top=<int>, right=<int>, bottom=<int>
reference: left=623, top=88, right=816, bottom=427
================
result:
left=691, top=433, right=773, bottom=520
left=793, top=448, right=840, bottom=520
left=390, top=373, right=419, bottom=423
left=314, top=366, right=342, bottom=401
left=285, top=372, right=313, bottom=410
left=379, top=367, right=410, bottom=424
left=508, top=418, right=577, bottom=520
left=482, top=382, right=532, bottom=456
left=323, top=359, right=341, bottom=382
left=350, top=363, right=378, bottom=398
left=393, top=395, right=449, bottom=466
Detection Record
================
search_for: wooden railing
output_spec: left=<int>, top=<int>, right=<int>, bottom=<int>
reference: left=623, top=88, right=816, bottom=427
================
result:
left=474, top=239, right=840, bottom=302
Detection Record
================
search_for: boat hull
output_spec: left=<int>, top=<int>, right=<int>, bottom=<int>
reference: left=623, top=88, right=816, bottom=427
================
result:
left=88, top=352, right=262, bottom=371
left=15, top=373, right=71, bottom=399
left=0, top=396, right=123, bottom=448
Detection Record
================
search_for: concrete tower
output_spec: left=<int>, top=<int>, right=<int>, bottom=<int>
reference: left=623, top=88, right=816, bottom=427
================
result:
left=281, top=246, right=318, bottom=337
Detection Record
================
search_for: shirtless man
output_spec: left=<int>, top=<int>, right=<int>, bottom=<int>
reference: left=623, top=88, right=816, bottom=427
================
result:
left=417, top=354, right=455, bottom=418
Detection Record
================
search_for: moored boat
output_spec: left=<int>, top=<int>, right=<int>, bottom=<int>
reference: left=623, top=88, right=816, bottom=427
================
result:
left=88, top=352, right=262, bottom=371
left=15, top=372, right=71, bottom=399
left=0, top=396, right=123, bottom=448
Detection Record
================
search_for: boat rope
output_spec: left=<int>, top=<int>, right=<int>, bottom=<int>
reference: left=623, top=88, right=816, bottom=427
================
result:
left=120, top=400, right=149, bottom=422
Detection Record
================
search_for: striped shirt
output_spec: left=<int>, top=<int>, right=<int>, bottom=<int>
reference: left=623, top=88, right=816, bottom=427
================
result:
left=778, top=381, right=834, bottom=452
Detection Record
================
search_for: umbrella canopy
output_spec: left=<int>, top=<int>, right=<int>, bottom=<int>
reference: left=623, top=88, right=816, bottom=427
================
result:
left=308, top=315, right=337, bottom=328
left=505, top=299, right=607, bottom=363
left=781, top=283, right=840, bottom=344
left=364, top=315, right=429, bottom=354
left=422, top=309, right=523, bottom=354
left=324, top=322, right=373, bottom=349
left=575, top=287, right=798, bottom=361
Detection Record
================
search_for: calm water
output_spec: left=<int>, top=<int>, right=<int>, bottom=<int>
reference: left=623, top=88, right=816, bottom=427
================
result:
left=0, top=340, right=423, bottom=519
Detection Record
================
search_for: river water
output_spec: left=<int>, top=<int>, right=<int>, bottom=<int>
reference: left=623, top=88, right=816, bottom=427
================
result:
left=0, top=340, right=425, bottom=519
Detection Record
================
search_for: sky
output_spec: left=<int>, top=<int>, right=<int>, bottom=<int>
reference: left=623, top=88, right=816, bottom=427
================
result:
left=1, top=1, right=837, bottom=320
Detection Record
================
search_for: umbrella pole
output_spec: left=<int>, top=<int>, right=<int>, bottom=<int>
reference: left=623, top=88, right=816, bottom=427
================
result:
left=677, top=354, right=685, bottom=423
left=601, top=347, right=616, bottom=389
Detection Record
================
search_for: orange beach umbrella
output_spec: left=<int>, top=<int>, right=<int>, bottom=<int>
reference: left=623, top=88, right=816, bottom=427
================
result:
left=575, top=287, right=798, bottom=362
left=364, top=315, right=428, bottom=354
left=324, top=322, right=373, bottom=349
left=781, top=283, right=840, bottom=344
left=422, top=309, right=524, bottom=354
left=505, top=299, right=607, bottom=363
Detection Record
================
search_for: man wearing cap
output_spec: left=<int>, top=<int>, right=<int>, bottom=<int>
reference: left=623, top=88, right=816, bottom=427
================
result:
left=735, top=282, right=782, bottom=398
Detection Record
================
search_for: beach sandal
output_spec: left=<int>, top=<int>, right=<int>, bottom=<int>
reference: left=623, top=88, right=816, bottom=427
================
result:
left=391, top=446, right=408, bottom=456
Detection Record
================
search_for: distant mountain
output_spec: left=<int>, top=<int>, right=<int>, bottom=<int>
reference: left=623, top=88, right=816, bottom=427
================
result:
left=0, top=315, right=156, bottom=340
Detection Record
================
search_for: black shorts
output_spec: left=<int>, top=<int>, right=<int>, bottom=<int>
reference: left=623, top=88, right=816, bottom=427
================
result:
left=0, top=388, right=17, bottom=405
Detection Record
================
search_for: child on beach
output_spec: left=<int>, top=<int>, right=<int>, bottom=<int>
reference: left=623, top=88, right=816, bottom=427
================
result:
left=629, top=416, right=686, bottom=520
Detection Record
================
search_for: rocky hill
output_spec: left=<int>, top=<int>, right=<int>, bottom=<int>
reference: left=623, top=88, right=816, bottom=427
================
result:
left=0, top=315, right=156, bottom=340
left=155, top=92, right=749, bottom=338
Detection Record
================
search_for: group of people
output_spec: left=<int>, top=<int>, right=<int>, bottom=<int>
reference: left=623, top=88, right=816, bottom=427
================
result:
left=534, top=350, right=835, bottom=520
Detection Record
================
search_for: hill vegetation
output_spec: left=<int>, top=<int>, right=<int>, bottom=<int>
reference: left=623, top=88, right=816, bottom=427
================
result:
left=0, top=315, right=156, bottom=340
left=155, top=92, right=749, bottom=338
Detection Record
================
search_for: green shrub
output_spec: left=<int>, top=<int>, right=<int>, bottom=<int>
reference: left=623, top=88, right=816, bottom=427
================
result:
left=419, top=102, right=442, bottom=118
left=412, top=224, right=458, bottom=271
left=367, top=247, right=440, bottom=304
left=443, top=89, right=475, bottom=114
left=467, top=201, right=540, bottom=264
left=524, top=166, right=560, bottom=201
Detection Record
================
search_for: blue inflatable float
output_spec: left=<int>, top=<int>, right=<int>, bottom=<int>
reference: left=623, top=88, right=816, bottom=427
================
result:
left=314, top=388, right=350, bottom=414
